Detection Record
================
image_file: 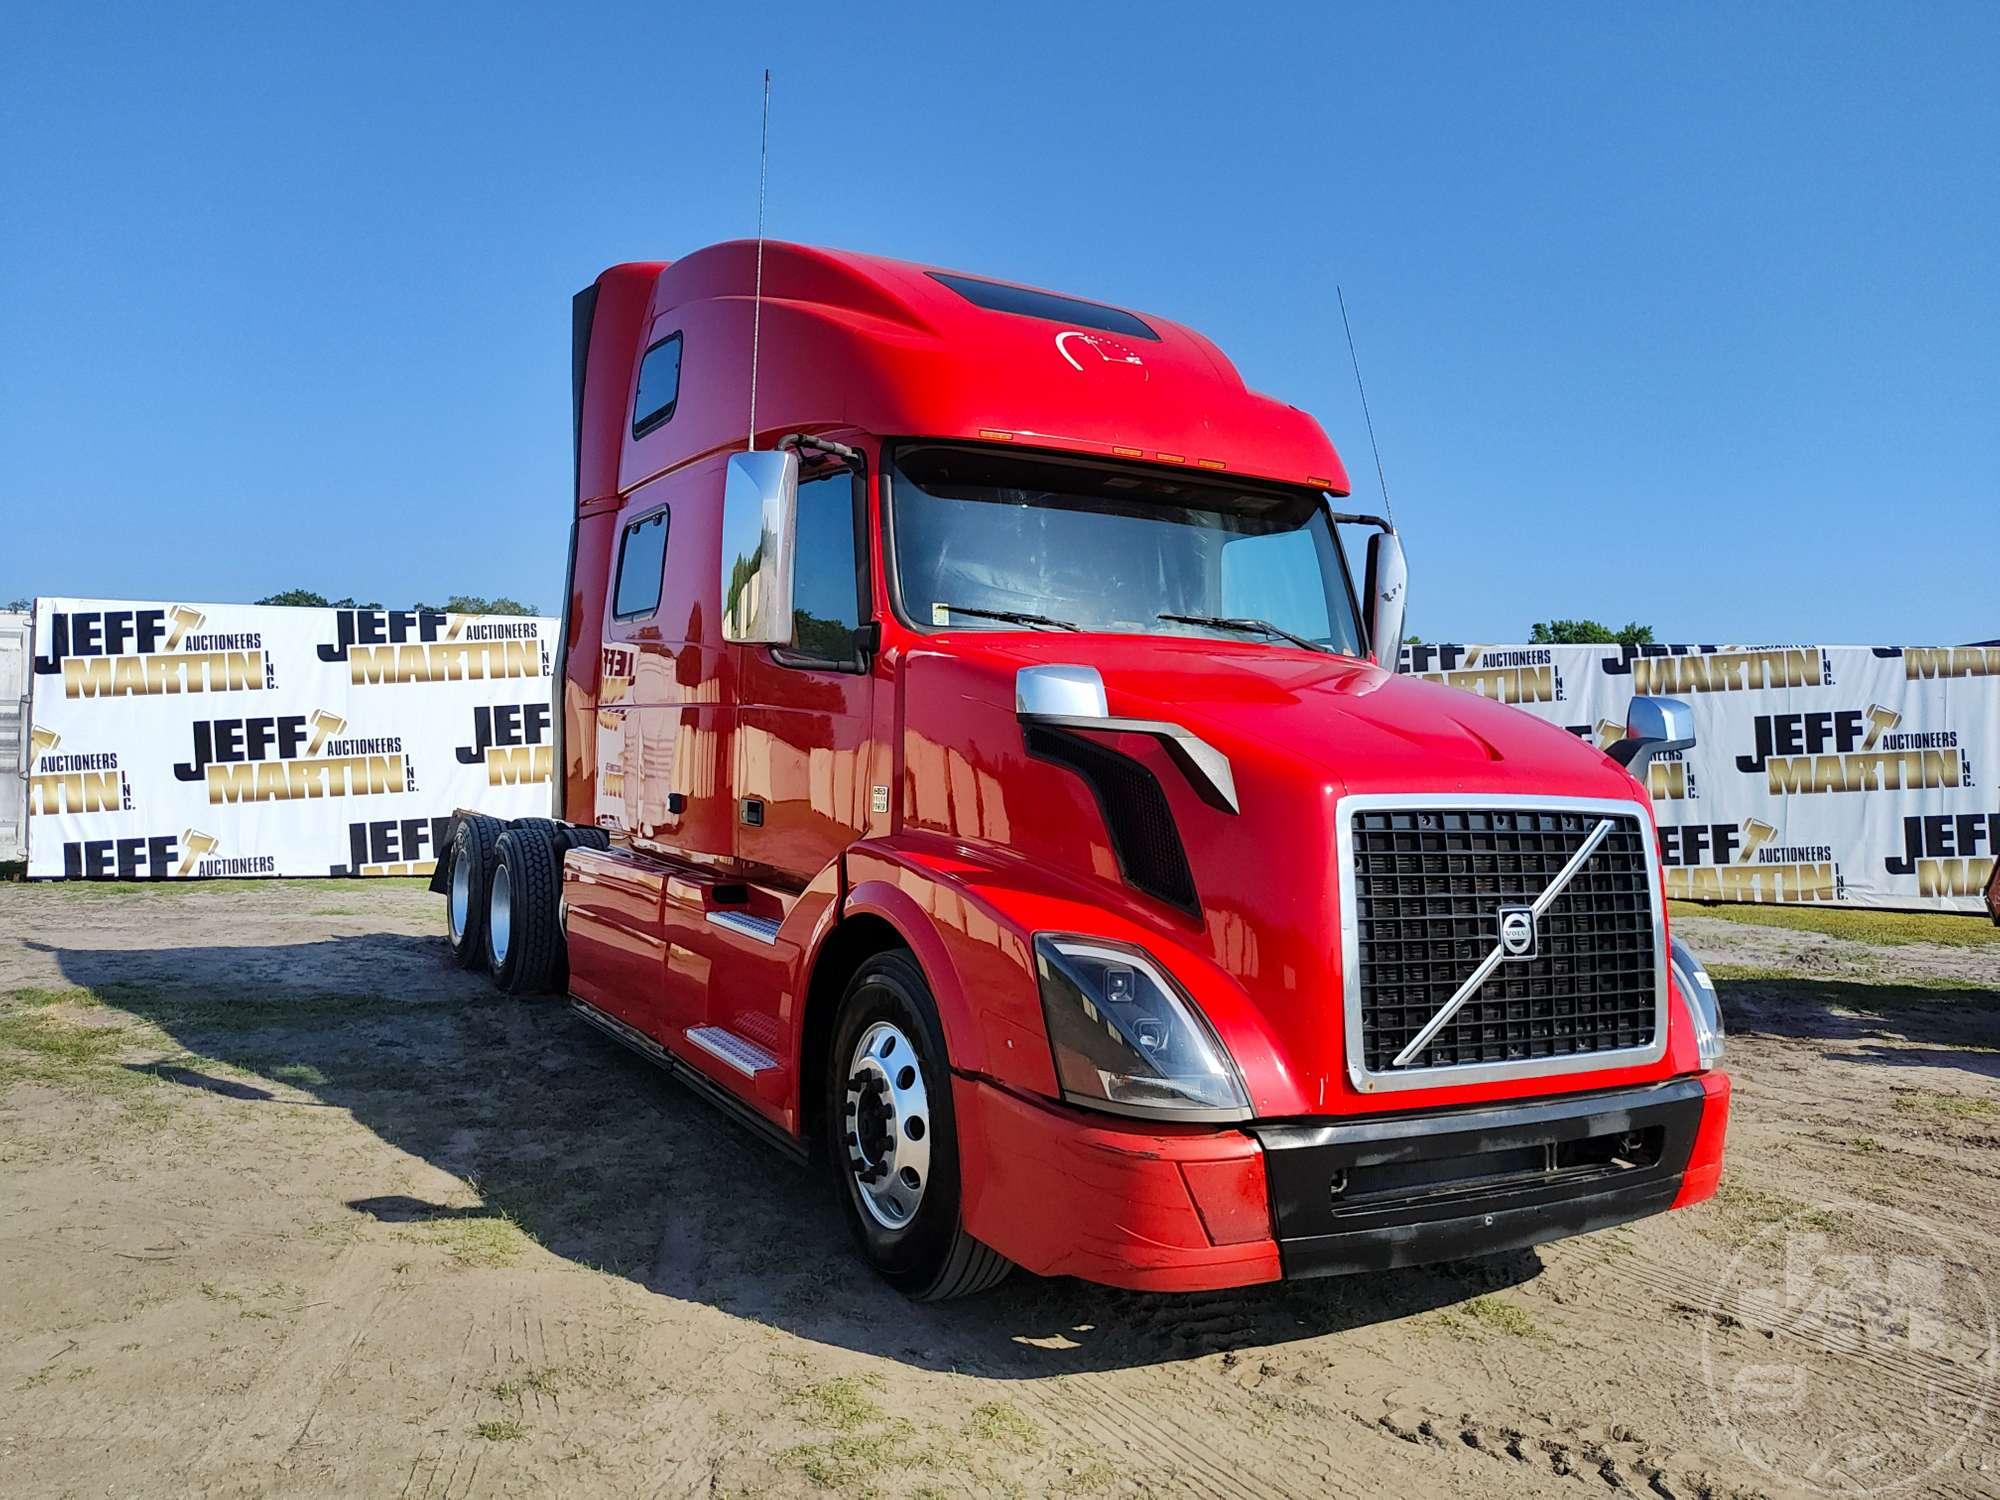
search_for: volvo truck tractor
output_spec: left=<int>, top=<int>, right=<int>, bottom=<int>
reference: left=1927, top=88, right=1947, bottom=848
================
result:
left=433, top=242, right=1730, bottom=1299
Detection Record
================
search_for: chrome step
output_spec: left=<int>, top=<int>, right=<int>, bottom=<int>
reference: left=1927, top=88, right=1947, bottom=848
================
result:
left=705, top=910, right=782, bottom=945
left=684, top=1025, right=779, bottom=1077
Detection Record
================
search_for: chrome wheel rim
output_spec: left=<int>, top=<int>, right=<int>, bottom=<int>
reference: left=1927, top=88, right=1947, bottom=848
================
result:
left=845, top=1020, right=931, bottom=1229
left=449, top=852, right=471, bottom=941
left=489, top=862, right=512, bottom=966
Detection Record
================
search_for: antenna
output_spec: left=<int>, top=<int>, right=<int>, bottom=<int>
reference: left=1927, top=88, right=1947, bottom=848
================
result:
left=1337, top=285, right=1394, bottom=530
left=747, top=68, right=771, bottom=451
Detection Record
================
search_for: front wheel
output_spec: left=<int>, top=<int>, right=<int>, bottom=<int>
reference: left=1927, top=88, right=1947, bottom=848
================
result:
left=824, top=951, right=1011, bottom=1300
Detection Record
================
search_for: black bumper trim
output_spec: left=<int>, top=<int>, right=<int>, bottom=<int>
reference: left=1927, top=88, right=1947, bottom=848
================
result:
left=1253, top=1078, right=1706, bottom=1278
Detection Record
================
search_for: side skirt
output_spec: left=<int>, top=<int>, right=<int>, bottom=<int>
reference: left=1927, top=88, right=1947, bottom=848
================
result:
left=567, top=997, right=810, bottom=1166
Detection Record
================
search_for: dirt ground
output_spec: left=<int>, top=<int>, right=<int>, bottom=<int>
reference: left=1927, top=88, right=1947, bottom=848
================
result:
left=1, top=880, right=1996, bottom=1499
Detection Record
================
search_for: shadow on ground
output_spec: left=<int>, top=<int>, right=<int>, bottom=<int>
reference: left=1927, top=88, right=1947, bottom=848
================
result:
left=1716, top=972, right=2000, bottom=1073
left=33, top=931, right=1561, bottom=1376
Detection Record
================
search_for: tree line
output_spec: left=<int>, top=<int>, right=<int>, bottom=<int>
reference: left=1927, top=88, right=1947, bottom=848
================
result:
left=254, top=589, right=539, bottom=616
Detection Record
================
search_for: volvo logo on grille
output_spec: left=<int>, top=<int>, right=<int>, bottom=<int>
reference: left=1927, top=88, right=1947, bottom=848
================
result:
left=1497, top=906, right=1538, bottom=959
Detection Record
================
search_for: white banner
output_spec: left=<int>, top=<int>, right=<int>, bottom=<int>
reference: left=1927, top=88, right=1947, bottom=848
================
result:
left=25, top=597, right=559, bottom=879
left=1400, top=643, right=2000, bottom=913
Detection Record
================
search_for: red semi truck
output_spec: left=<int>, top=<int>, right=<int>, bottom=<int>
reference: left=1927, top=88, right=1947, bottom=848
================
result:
left=435, top=241, right=1730, bottom=1299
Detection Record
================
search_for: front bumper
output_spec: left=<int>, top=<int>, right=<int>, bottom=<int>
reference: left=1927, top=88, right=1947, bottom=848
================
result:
left=952, top=1071, right=1730, bottom=1292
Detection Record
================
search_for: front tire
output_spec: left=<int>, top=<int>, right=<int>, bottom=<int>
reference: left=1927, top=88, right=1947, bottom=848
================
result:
left=824, top=951, right=1011, bottom=1300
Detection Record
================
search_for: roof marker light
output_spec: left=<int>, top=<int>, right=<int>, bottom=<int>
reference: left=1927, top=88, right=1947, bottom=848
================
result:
left=1157, top=452, right=1186, bottom=464
left=1197, top=458, right=1226, bottom=470
left=1307, top=474, right=1335, bottom=488
left=978, top=428, right=1014, bottom=442
left=1112, top=446, right=1143, bottom=458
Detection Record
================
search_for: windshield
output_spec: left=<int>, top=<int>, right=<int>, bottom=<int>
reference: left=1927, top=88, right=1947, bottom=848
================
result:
left=886, top=445, right=1366, bottom=655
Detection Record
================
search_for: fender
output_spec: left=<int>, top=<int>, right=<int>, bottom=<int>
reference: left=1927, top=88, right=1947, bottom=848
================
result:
left=835, top=870, right=993, bottom=1081
left=833, top=834, right=1295, bottom=1105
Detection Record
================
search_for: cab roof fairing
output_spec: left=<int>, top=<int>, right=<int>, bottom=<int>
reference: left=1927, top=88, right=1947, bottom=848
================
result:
left=613, top=240, right=1351, bottom=497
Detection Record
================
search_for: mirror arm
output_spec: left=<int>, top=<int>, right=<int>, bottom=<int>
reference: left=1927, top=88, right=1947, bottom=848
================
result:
left=777, top=432, right=861, bottom=465
left=1328, top=511, right=1394, bottom=532
left=1609, top=735, right=1694, bottom=775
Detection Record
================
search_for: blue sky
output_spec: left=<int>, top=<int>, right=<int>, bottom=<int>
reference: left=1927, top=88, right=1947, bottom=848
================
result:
left=3, top=4, right=1993, bottom=644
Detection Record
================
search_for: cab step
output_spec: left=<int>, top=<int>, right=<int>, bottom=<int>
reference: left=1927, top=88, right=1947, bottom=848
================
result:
left=685, top=1025, right=779, bottom=1077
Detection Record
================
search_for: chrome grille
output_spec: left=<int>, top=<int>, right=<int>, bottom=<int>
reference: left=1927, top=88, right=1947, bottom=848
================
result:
left=1344, top=803, right=1662, bottom=1083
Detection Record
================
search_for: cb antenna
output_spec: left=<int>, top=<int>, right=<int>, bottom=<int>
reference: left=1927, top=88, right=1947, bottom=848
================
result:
left=747, top=68, right=771, bottom=451
left=1337, top=285, right=1394, bottom=530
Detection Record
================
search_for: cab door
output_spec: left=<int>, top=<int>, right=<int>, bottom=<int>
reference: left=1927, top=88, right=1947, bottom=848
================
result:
left=720, top=458, right=878, bottom=1060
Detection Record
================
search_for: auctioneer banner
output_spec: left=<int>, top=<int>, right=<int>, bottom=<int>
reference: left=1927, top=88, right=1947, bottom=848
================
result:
left=1399, top=643, right=2000, bottom=914
left=25, top=598, right=559, bottom=879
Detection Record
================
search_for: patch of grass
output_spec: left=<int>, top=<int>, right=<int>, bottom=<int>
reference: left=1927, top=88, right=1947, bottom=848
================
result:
left=1427, top=1293, right=1542, bottom=1341
left=789, top=1376, right=886, bottom=1432
left=966, top=1400, right=1039, bottom=1450
left=280, top=876, right=430, bottom=892
left=1708, top=963, right=1993, bottom=995
left=1672, top=900, right=2000, bottom=949
left=494, top=1366, right=565, bottom=1401
left=37, top=880, right=174, bottom=900
left=781, top=1377, right=944, bottom=1491
left=1056, top=1454, right=1117, bottom=1494
left=307, top=907, right=364, bottom=917
left=268, top=1063, right=328, bottom=1087
left=1851, top=1135, right=1884, bottom=1153
left=5, top=980, right=446, bottom=1041
left=398, top=1210, right=531, bottom=1270
left=0, top=1006, right=161, bottom=1112
left=1893, top=1090, right=1997, bottom=1121
left=782, top=1431, right=910, bottom=1490
left=1712, top=1180, right=1846, bottom=1234
left=473, top=1419, right=526, bottom=1441
left=6, top=986, right=105, bottom=1010
left=1460, top=1295, right=1538, bottom=1337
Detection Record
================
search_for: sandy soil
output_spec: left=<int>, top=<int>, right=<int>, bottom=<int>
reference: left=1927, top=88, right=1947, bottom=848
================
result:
left=1, top=881, right=1996, bottom=1499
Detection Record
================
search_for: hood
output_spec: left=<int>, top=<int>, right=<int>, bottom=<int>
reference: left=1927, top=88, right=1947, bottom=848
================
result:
left=985, top=633, right=1640, bottom=804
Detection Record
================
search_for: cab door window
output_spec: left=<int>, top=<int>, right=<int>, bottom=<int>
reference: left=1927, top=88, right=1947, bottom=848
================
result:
left=780, top=470, right=865, bottom=666
left=613, top=508, right=669, bottom=619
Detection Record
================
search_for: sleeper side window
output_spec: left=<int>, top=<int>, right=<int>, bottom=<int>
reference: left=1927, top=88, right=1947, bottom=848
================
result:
left=613, top=508, right=669, bottom=619
left=632, top=333, right=683, bottom=438
left=783, top=470, right=865, bottom=666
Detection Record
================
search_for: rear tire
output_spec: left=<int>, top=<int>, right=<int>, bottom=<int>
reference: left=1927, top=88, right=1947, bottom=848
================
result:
left=824, top=951, right=1012, bottom=1300
left=557, top=825, right=611, bottom=855
left=486, top=826, right=562, bottom=995
left=445, top=814, right=504, bottom=970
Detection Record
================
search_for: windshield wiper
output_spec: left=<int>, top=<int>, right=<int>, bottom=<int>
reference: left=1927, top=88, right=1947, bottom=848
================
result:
left=935, top=603, right=1080, bottom=631
left=1159, top=613, right=1333, bottom=653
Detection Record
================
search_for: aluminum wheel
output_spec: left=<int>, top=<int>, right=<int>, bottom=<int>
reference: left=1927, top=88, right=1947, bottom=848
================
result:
left=488, top=862, right=512, bottom=967
left=449, top=852, right=471, bottom=941
left=844, top=1020, right=932, bottom=1229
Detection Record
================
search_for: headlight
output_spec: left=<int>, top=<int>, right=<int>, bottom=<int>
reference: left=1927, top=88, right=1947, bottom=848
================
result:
left=1669, top=935, right=1725, bottom=1070
left=1034, top=936, right=1251, bottom=1121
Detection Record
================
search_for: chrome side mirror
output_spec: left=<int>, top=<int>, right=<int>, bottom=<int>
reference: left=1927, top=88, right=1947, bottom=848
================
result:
left=1364, top=530, right=1407, bottom=667
left=719, top=450, right=800, bottom=645
left=1608, top=694, right=1695, bottom=773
